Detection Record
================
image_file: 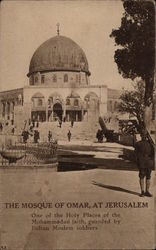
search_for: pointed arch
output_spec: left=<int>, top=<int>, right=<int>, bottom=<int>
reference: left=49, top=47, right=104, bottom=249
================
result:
left=84, top=92, right=99, bottom=100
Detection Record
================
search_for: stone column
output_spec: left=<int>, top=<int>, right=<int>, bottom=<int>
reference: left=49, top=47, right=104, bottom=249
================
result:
left=63, top=103, right=66, bottom=120
left=67, top=113, right=69, bottom=122
left=0, top=102, right=3, bottom=119
left=3, top=103, right=6, bottom=118
left=10, top=102, right=14, bottom=124
left=81, top=108, right=84, bottom=121
left=6, top=102, right=11, bottom=120
left=51, top=110, right=53, bottom=121
left=76, top=112, right=78, bottom=122
left=46, top=102, right=48, bottom=122
left=63, top=108, right=66, bottom=120
left=4, top=102, right=8, bottom=120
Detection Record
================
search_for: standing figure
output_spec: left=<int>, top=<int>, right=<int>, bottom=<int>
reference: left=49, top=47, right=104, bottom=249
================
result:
left=48, top=131, right=52, bottom=142
left=22, top=130, right=29, bottom=144
left=59, top=119, right=62, bottom=128
left=12, top=126, right=15, bottom=134
left=67, top=130, right=71, bottom=142
left=96, top=129, right=103, bottom=143
left=34, top=130, right=40, bottom=143
left=0, top=123, right=3, bottom=132
left=135, top=131, right=154, bottom=197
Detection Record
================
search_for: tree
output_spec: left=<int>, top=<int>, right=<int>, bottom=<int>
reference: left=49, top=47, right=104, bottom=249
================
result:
left=118, top=81, right=146, bottom=135
left=110, top=0, right=155, bottom=105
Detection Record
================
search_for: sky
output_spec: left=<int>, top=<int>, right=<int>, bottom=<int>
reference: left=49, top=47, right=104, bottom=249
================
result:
left=0, top=0, right=133, bottom=91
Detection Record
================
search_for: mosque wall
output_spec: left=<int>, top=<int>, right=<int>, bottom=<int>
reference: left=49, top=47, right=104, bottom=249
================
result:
left=23, top=85, right=107, bottom=104
left=21, top=84, right=107, bottom=124
left=30, top=71, right=89, bottom=86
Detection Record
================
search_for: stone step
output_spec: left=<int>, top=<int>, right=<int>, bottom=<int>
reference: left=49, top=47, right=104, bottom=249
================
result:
left=38, top=121, right=100, bottom=141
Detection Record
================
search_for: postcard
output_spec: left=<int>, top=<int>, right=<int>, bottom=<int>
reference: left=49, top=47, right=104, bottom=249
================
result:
left=0, top=1, right=155, bottom=249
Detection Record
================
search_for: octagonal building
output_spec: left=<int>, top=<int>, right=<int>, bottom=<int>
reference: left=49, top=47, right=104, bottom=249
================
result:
left=0, top=32, right=121, bottom=141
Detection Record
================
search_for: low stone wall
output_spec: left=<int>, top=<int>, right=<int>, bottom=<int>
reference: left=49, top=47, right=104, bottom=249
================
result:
left=0, top=162, right=58, bottom=171
left=0, top=140, right=58, bottom=170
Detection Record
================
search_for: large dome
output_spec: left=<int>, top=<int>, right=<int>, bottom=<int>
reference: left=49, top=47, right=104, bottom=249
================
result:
left=28, top=35, right=90, bottom=77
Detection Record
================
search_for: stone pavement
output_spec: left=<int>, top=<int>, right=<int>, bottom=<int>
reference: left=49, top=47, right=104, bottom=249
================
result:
left=0, top=141, right=155, bottom=250
left=39, top=121, right=99, bottom=142
left=58, top=140, right=136, bottom=172
left=58, top=139, right=134, bottom=148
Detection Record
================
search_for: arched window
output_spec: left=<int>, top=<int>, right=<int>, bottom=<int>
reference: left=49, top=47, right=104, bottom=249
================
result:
left=53, top=74, right=57, bottom=82
left=41, top=75, right=45, bottom=84
left=66, top=98, right=70, bottom=105
left=74, top=99, right=79, bottom=106
left=35, top=76, right=38, bottom=83
left=64, top=74, right=68, bottom=82
left=38, top=98, right=43, bottom=106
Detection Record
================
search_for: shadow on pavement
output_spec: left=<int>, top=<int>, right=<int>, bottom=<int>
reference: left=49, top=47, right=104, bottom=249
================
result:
left=58, top=157, right=137, bottom=172
left=92, top=181, right=140, bottom=196
left=58, top=144, right=138, bottom=172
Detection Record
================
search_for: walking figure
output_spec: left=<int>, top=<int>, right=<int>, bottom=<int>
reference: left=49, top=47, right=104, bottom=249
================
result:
left=34, top=130, right=40, bottom=143
left=67, top=130, right=71, bottom=142
left=135, top=130, right=154, bottom=197
left=59, top=119, right=62, bottom=128
left=22, top=130, right=29, bottom=144
left=48, top=131, right=52, bottom=142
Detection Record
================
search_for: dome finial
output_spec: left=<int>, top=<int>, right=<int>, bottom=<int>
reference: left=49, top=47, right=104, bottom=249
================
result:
left=56, top=23, right=60, bottom=36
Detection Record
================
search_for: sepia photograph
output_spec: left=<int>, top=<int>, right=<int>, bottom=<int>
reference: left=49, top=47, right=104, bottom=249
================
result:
left=0, top=0, right=155, bottom=249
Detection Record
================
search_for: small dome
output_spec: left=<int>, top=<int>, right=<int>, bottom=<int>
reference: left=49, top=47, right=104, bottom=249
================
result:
left=28, top=35, right=90, bottom=77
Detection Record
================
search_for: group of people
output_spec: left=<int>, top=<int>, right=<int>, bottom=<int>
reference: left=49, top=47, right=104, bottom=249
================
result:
left=21, top=119, right=40, bottom=144
left=58, top=117, right=74, bottom=128
left=21, top=118, right=155, bottom=197
left=56, top=117, right=74, bottom=142
left=21, top=129, right=40, bottom=144
left=0, top=121, right=16, bottom=134
left=21, top=116, right=75, bottom=143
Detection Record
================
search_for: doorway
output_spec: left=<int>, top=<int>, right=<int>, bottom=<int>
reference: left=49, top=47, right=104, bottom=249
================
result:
left=53, top=103, right=63, bottom=121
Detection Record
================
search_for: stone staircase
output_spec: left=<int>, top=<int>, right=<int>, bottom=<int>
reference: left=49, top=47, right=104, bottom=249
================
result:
left=38, top=121, right=100, bottom=142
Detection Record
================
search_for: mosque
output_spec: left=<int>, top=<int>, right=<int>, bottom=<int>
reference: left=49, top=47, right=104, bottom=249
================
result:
left=0, top=28, right=122, bottom=141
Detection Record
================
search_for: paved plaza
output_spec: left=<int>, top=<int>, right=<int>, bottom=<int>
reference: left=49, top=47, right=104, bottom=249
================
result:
left=0, top=141, right=155, bottom=250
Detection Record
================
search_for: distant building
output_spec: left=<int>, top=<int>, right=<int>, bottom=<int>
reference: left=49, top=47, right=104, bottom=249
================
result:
left=0, top=32, right=123, bottom=140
